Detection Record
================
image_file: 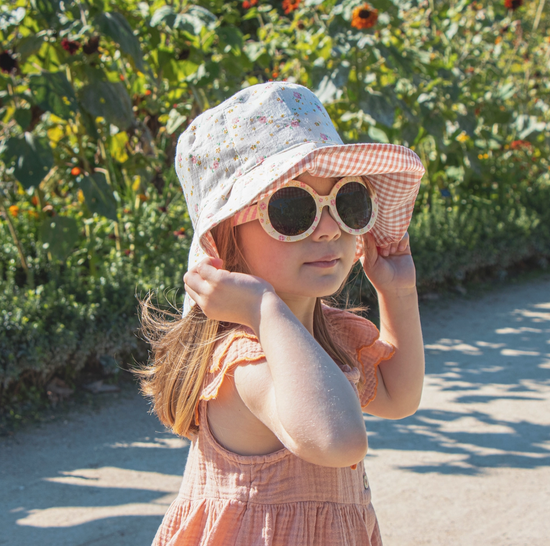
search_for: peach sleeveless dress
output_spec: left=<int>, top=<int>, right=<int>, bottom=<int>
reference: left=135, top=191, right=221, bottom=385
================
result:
left=152, top=307, right=395, bottom=546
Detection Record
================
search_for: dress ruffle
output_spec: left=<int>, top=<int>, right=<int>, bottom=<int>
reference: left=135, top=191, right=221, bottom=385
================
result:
left=322, top=305, right=395, bottom=407
left=154, top=496, right=381, bottom=546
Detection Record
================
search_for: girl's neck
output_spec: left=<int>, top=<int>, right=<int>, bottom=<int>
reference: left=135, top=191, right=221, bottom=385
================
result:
left=275, top=293, right=317, bottom=335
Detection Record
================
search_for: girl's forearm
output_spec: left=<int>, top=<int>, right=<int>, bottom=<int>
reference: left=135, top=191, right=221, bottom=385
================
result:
left=250, top=291, right=368, bottom=466
left=377, top=287, right=425, bottom=417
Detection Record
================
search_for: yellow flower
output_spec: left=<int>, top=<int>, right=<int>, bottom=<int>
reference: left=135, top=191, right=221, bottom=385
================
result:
left=456, top=131, right=469, bottom=142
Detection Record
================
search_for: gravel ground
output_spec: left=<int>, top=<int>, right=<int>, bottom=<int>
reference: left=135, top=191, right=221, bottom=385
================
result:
left=1, top=274, right=549, bottom=546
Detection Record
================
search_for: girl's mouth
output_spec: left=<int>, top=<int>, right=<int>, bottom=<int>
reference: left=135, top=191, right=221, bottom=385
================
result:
left=304, top=259, right=340, bottom=268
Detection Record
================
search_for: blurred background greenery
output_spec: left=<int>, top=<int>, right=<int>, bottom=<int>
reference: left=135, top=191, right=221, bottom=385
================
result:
left=1, top=0, right=549, bottom=414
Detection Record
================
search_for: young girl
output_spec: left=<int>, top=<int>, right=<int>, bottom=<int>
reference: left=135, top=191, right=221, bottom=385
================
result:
left=138, top=81, right=425, bottom=546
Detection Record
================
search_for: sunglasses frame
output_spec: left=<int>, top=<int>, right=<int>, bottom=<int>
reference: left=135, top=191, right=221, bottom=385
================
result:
left=233, top=176, right=378, bottom=242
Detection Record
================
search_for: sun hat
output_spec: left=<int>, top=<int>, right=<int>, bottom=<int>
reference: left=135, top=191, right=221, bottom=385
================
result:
left=175, top=81, right=425, bottom=315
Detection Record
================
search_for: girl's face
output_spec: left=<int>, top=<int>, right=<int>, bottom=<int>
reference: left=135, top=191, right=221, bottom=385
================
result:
left=236, top=173, right=357, bottom=303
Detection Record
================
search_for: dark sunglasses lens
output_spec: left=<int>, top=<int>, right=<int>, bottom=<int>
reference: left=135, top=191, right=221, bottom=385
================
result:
left=336, top=182, right=372, bottom=229
left=268, top=187, right=316, bottom=236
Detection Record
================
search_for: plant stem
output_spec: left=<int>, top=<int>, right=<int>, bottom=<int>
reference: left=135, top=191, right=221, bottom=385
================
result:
left=533, top=0, right=546, bottom=33
left=0, top=189, right=33, bottom=288
left=84, top=221, right=98, bottom=277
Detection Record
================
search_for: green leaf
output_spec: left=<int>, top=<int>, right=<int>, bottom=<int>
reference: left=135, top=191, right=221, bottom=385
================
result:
left=166, top=109, right=187, bottom=135
left=30, top=0, right=60, bottom=25
left=218, top=27, right=244, bottom=52
left=109, top=132, right=129, bottom=163
left=79, top=173, right=117, bottom=220
left=457, top=113, right=476, bottom=138
left=29, top=71, right=78, bottom=120
left=2, top=134, right=53, bottom=189
left=243, top=42, right=265, bottom=63
left=95, top=12, right=144, bottom=70
left=0, top=6, right=26, bottom=30
left=14, top=109, right=32, bottom=131
left=496, top=83, right=516, bottom=101
left=17, top=34, right=45, bottom=61
left=368, top=126, right=389, bottom=143
left=359, top=89, right=395, bottom=127
left=39, top=216, right=79, bottom=261
left=178, top=59, right=200, bottom=78
left=315, top=62, right=350, bottom=104
left=401, top=123, right=419, bottom=147
left=78, top=107, right=99, bottom=140
left=79, top=80, right=134, bottom=130
left=150, top=5, right=216, bottom=34
left=150, top=6, right=176, bottom=27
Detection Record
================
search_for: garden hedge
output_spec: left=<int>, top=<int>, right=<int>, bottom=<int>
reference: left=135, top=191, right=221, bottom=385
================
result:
left=0, top=0, right=549, bottom=409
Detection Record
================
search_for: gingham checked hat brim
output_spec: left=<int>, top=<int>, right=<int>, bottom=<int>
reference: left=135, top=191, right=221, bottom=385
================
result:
left=197, top=141, right=425, bottom=260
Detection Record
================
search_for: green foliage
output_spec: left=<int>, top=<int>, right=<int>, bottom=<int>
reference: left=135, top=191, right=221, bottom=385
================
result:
left=0, top=0, right=549, bottom=407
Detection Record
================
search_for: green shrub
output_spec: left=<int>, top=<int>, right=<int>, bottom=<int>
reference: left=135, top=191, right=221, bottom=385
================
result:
left=0, top=0, right=549, bottom=409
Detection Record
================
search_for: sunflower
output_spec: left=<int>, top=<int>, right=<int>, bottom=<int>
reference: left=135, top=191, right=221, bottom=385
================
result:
left=351, top=3, right=379, bottom=30
left=283, top=0, right=301, bottom=14
left=504, top=0, right=523, bottom=10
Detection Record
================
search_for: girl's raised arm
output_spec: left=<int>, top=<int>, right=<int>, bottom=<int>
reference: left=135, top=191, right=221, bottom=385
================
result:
left=184, top=257, right=369, bottom=468
left=359, top=232, right=425, bottom=419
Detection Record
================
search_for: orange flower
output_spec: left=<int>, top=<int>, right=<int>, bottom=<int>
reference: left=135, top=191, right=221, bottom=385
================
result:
left=510, top=140, right=532, bottom=151
left=71, top=166, right=81, bottom=176
left=138, top=193, right=148, bottom=202
left=8, top=205, right=19, bottom=217
left=31, top=195, right=39, bottom=206
left=26, top=210, right=39, bottom=219
left=282, top=0, right=301, bottom=15
left=351, top=3, right=379, bottom=30
left=144, top=89, right=152, bottom=96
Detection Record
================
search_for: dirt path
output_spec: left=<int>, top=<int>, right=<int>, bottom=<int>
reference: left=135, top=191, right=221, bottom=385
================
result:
left=1, top=275, right=549, bottom=546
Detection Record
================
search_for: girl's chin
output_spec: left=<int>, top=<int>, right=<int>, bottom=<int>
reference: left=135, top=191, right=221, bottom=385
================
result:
left=275, top=278, right=346, bottom=299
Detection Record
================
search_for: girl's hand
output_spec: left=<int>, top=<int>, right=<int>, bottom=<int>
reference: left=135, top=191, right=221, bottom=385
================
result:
left=359, top=231, right=417, bottom=294
left=184, top=257, right=276, bottom=327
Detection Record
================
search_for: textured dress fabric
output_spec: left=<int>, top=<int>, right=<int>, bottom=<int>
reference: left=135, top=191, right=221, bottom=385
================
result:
left=152, top=307, right=395, bottom=546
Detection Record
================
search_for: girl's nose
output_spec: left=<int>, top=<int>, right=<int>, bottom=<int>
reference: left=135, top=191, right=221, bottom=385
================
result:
left=312, top=205, right=341, bottom=241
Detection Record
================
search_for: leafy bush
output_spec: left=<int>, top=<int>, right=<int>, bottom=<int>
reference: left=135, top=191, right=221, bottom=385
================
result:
left=0, top=0, right=549, bottom=407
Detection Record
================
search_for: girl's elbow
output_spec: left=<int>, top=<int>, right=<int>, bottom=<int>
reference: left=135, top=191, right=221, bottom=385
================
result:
left=305, top=429, right=368, bottom=468
left=387, top=398, right=421, bottom=419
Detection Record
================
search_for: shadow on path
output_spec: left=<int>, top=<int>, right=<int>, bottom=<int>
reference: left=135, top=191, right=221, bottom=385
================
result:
left=1, top=392, right=189, bottom=546
left=365, top=277, right=550, bottom=476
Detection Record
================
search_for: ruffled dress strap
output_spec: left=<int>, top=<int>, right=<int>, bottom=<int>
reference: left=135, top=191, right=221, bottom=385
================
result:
left=193, top=327, right=267, bottom=428
left=322, top=305, right=395, bottom=408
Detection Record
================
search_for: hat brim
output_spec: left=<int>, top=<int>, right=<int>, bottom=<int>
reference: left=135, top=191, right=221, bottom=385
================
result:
left=198, top=141, right=425, bottom=250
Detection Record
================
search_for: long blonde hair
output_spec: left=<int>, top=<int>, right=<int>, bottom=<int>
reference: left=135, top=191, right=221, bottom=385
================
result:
left=136, top=219, right=366, bottom=439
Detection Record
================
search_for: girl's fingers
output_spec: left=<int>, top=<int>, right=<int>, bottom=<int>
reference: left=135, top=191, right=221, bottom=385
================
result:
left=184, top=283, right=202, bottom=307
left=398, top=232, right=410, bottom=252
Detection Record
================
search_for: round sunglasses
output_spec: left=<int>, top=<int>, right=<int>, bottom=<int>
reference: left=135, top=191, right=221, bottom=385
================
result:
left=232, top=176, right=378, bottom=242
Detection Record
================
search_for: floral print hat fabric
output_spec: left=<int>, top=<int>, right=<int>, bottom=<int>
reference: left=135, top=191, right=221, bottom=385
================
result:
left=176, top=82, right=425, bottom=315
